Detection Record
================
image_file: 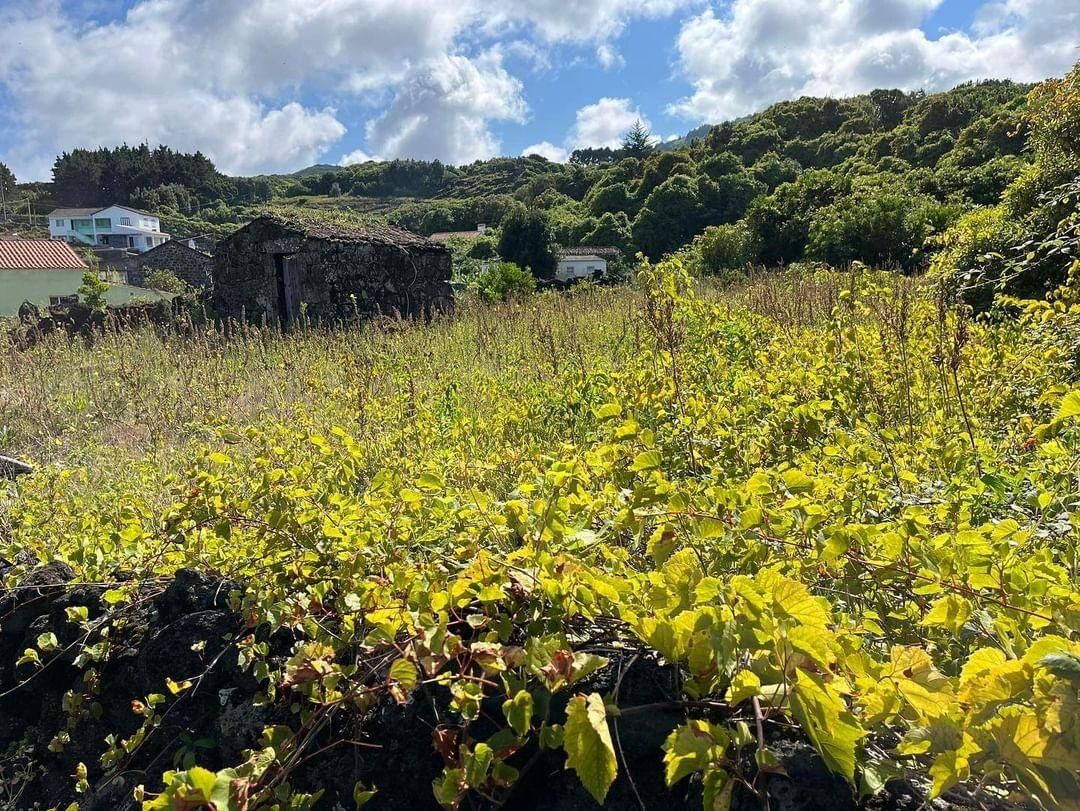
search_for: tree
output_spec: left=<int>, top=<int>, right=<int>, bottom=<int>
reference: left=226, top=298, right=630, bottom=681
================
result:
left=585, top=181, right=634, bottom=218
left=78, top=271, right=109, bottom=310
left=470, top=262, right=536, bottom=302
left=632, top=175, right=703, bottom=259
left=931, top=60, right=1080, bottom=309
left=52, top=144, right=222, bottom=207
left=497, top=209, right=558, bottom=281
left=693, top=223, right=757, bottom=276
left=744, top=169, right=851, bottom=266
left=750, top=152, right=802, bottom=190
left=806, top=190, right=959, bottom=271
left=580, top=212, right=633, bottom=254
left=620, top=119, right=656, bottom=159
left=0, top=161, right=15, bottom=197
left=697, top=173, right=766, bottom=227
left=570, top=147, right=622, bottom=166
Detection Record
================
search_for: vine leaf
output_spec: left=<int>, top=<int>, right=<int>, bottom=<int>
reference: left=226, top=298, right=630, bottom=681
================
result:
left=1056, top=389, right=1080, bottom=421
left=922, top=595, right=972, bottom=634
left=564, top=693, right=617, bottom=804
left=789, top=669, right=865, bottom=782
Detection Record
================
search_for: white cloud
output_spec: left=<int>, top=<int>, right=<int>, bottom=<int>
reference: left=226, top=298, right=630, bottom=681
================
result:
left=484, top=0, right=701, bottom=43
left=570, top=98, right=651, bottom=149
left=520, top=97, right=652, bottom=163
left=521, top=141, right=570, bottom=162
left=364, top=52, right=527, bottom=164
left=670, top=0, right=1080, bottom=123
left=0, top=0, right=690, bottom=179
left=0, top=4, right=347, bottom=177
left=340, top=149, right=376, bottom=166
left=596, top=44, right=626, bottom=70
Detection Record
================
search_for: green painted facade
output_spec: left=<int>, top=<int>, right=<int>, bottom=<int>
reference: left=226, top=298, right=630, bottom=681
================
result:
left=0, top=270, right=167, bottom=316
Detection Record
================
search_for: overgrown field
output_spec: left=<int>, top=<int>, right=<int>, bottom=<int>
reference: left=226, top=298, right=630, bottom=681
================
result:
left=1, top=265, right=1078, bottom=810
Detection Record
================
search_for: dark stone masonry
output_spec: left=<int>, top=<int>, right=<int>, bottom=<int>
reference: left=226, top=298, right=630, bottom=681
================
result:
left=121, top=240, right=214, bottom=289
left=211, top=214, right=454, bottom=324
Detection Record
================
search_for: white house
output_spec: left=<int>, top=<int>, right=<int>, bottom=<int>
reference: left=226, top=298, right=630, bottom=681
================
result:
left=47, top=205, right=170, bottom=253
left=555, top=247, right=618, bottom=283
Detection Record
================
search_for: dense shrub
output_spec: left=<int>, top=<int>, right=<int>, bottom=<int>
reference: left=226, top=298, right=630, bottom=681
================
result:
left=933, top=62, right=1080, bottom=309
left=498, top=209, right=558, bottom=280
left=693, top=223, right=757, bottom=276
left=468, top=261, right=536, bottom=302
left=143, top=268, right=191, bottom=294
left=806, top=190, right=960, bottom=271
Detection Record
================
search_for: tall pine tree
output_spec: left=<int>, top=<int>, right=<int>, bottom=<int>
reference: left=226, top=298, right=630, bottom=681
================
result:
left=620, top=119, right=656, bottom=159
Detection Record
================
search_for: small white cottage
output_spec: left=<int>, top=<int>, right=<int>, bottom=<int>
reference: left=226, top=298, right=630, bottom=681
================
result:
left=555, top=247, right=619, bottom=282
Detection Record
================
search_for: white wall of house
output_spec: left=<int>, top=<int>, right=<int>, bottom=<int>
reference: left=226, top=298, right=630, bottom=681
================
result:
left=48, top=206, right=167, bottom=253
left=555, top=255, right=606, bottom=282
left=0, top=269, right=168, bottom=315
left=95, top=205, right=161, bottom=233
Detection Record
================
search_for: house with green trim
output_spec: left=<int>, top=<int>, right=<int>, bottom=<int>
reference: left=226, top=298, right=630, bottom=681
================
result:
left=47, top=204, right=169, bottom=252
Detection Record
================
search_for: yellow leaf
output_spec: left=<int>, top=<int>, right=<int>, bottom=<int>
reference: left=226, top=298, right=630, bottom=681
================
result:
left=564, top=693, right=617, bottom=804
left=771, top=577, right=830, bottom=629
left=1056, top=389, right=1080, bottom=421
left=922, top=595, right=972, bottom=633
left=789, top=669, right=865, bottom=782
left=725, top=670, right=761, bottom=705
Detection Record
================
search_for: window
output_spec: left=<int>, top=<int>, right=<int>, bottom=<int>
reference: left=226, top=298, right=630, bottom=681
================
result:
left=94, top=218, right=111, bottom=229
left=53, top=218, right=65, bottom=227
left=119, top=217, right=131, bottom=226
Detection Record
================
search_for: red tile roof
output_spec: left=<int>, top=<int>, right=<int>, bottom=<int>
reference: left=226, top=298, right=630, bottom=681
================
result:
left=0, top=240, right=88, bottom=270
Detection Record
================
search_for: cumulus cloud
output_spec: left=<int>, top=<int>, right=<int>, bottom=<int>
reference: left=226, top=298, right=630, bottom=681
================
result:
left=365, top=52, right=528, bottom=164
left=570, top=98, right=652, bottom=149
left=670, top=0, right=1080, bottom=123
left=0, top=0, right=689, bottom=179
left=596, top=44, right=626, bottom=70
left=522, top=141, right=570, bottom=162
left=485, top=0, right=700, bottom=43
left=340, top=149, right=376, bottom=166
left=521, top=97, right=652, bottom=163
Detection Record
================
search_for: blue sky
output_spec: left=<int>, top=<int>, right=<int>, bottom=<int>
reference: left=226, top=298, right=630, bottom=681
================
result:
left=0, top=0, right=1076, bottom=179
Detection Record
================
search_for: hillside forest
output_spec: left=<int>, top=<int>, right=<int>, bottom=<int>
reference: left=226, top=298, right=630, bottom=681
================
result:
left=4, top=72, right=1070, bottom=303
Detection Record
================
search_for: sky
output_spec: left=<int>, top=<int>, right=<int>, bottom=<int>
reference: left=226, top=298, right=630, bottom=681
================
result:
left=0, top=0, right=1077, bottom=180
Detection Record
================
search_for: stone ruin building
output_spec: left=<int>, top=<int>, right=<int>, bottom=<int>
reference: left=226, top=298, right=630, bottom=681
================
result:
left=211, top=214, right=453, bottom=323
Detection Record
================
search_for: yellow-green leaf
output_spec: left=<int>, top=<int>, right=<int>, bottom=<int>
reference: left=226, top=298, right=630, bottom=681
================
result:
left=1056, top=389, right=1080, bottom=421
left=922, top=595, right=972, bottom=634
left=725, top=670, right=761, bottom=705
left=564, top=693, right=617, bottom=804
left=789, top=670, right=864, bottom=782
left=662, top=720, right=727, bottom=787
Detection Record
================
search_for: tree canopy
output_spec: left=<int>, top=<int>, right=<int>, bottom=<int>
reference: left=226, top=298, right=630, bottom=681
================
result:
left=621, top=119, right=657, bottom=159
left=497, top=208, right=558, bottom=280
left=0, top=161, right=15, bottom=197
